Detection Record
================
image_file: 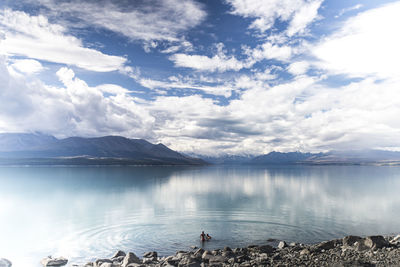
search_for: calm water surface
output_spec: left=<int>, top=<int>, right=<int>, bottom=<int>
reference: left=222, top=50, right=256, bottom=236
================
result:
left=1, top=165, right=400, bottom=266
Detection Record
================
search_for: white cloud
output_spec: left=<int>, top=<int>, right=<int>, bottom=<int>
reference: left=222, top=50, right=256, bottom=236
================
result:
left=170, top=43, right=249, bottom=72
left=0, top=9, right=127, bottom=72
left=139, top=77, right=233, bottom=97
left=287, top=0, right=322, bottom=36
left=287, top=61, right=309, bottom=75
left=226, top=0, right=323, bottom=36
left=0, top=57, right=154, bottom=138
left=170, top=42, right=293, bottom=73
left=313, top=1, right=400, bottom=79
left=33, top=0, right=206, bottom=44
left=245, top=42, right=293, bottom=62
left=170, top=53, right=246, bottom=73
left=9, top=59, right=44, bottom=75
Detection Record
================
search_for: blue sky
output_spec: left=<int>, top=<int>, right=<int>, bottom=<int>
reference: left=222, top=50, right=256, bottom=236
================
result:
left=1, top=0, right=400, bottom=155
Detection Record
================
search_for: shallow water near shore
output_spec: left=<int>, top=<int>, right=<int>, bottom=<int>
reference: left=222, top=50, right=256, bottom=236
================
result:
left=1, top=165, right=400, bottom=266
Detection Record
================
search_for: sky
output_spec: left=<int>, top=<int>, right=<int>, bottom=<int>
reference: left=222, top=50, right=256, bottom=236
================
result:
left=0, top=0, right=400, bottom=155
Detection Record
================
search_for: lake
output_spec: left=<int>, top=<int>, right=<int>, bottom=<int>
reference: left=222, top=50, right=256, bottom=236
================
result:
left=0, top=165, right=399, bottom=266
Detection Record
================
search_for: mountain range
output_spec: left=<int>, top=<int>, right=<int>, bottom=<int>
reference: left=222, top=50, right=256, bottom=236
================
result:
left=1, top=133, right=400, bottom=166
left=197, top=151, right=400, bottom=165
left=0, top=133, right=205, bottom=165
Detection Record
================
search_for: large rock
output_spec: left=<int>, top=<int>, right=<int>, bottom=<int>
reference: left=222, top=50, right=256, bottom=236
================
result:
left=193, top=248, right=204, bottom=258
left=40, top=256, right=68, bottom=266
left=343, top=235, right=364, bottom=248
left=178, top=255, right=200, bottom=267
left=143, top=251, right=157, bottom=259
left=392, top=235, right=400, bottom=242
left=121, top=252, right=141, bottom=267
left=364, top=235, right=390, bottom=249
left=0, top=258, right=12, bottom=267
left=112, top=251, right=126, bottom=258
left=278, top=241, right=287, bottom=249
left=208, top=255, right=228, bottom=264
left=315, top=240, right=337, bottom=251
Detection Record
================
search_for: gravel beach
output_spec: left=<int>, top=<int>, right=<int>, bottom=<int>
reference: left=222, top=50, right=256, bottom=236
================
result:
left=53, top=234, right=400, bottom=267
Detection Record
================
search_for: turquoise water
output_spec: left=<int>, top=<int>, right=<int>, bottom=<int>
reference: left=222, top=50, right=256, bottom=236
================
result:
left=0, top=165, right=400, bottom=266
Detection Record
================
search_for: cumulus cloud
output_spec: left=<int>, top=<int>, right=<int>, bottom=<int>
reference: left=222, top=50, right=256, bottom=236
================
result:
left=0, top=57, right=154, bottom=138
left=0, top=9, right=127, bottom=72
left=226, top=0, right=323, bottom=36
left=30, top=0, right=206, bottom=46
left=313, top=1, right=400, bottom=79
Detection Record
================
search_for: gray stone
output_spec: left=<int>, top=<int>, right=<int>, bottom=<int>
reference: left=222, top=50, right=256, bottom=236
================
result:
left=99, top=263, right=120, bottom=267
left=142, top=258, right=153, bottom=264
left=178, top=255, right=200, bottom=266
left=223, top=246, right=232, bottom=252
left=143, top=251, right=157, bottom=258
left=110, top=256, right=125, bottom=263
left=112, top=251, right=126, bottom=258
left=300, top=248, right=310, bottom=255
left=278, top=241, right=287, bottom=249
left=343, top=235, right=364, bottom=248
left=94, top=259, right=112, bottom=267
left=0, top=258, right=12, bottom=267
left=364, top=235, right=390, bottom=249
left=164, top=256, right=180, bottom=265
left=193, top=248, right=204, bottom=258
left=354, top=241, right=370, bottom=252
left=227, top=258, right=235, bottom=264
left=126, top=264, right=144, bottom=267
left=176, top=252, right=189, bottom=259
left=316, top=240, right=336, bottom=251
left=211, top=250, right=219, bottom=256
left=40, top=256, right=68, bottom=266
left=236, top=255, right=250, bottom=263
left=209, top=256, right=227, bottom=263
left=391, top=235, right=400, bottom=243
left=121, top=252, right=141, bottom=267
left=221, top=250, right=235, bottom=258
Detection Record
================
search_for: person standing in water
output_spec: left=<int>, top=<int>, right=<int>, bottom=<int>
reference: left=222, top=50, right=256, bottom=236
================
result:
left=206, top=234, right=212, bottom=240
left=200, top=231, right=206, bottom=242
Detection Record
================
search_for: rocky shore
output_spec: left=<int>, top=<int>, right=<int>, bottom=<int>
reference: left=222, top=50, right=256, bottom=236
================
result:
left=44, top=234, right=397, bottom=267
left=15, top=234, right=397, bottom=266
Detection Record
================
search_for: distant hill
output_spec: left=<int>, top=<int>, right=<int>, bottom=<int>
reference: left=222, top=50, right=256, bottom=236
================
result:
left=249, top=150, right=400, bottom=165
left=196, top=154, right=254, bottom=165
left=0, top=133, right=205, bottom=165
left=249, top=151, right=319, bottom=164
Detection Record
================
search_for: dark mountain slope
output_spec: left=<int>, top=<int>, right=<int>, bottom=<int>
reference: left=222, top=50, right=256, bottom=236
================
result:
left=0, top=133, right=204, bottom=165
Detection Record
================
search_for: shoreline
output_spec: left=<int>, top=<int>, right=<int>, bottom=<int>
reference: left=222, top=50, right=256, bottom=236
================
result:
left=36, top=234, right=400, bottom=267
